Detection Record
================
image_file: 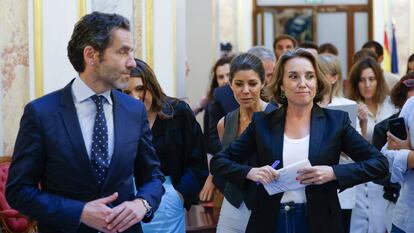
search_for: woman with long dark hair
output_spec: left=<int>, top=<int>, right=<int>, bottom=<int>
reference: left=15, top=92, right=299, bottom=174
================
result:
left=124, top=58, right=208, bottom=233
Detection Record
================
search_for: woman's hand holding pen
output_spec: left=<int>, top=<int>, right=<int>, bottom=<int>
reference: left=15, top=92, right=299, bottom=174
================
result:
left=246, top=165, right=279, bottom=184
left=296, top=166, right=336, bottom=185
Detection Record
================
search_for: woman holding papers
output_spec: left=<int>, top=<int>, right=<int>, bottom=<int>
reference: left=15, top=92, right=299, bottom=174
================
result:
left=210, top=49, right=388, bottom=233
left=213, top=53, right=277, bottom=233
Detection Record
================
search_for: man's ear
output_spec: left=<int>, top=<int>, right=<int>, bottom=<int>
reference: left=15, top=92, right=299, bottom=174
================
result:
left=83, top=45, right=98, bottom=67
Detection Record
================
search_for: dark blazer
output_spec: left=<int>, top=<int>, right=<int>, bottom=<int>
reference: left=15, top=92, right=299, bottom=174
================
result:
left=6, top=81, right=165, bottom=233
left=372, top=112, right=401, bottom=203
left=211, top=105, right=389, bottom=233
left=151, top=98, right=208, bottom=209
left=207, top=84, right=239, bottom=154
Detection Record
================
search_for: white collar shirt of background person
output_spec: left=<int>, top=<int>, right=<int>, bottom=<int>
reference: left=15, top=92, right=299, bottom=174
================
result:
left=280, top=134, right=309, bottom=204
left=361, top=96, right=399, bottom=143
left=350, top=96, right=398, bottom=233
left=381, top=96, right=414, bottom=233
left=71, top=77, right=114, bottom=161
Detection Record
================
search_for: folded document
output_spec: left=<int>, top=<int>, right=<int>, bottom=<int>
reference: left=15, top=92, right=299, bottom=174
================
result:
left=263, top=159, right=312, bottom=195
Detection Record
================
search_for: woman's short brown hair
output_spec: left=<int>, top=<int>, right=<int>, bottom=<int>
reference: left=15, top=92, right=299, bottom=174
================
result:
left=347, top=57, right=388, bottom=104
left=265, top=48, right=330, bottom=105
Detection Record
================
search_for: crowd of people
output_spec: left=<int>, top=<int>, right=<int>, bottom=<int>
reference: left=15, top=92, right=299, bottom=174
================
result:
left=5, top=11, right=414, bottom=233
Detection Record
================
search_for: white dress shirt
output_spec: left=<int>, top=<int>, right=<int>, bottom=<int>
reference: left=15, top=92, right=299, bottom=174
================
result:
left=280, top=134, right=309, bottom=204
left=71, top=77, right=114, bottom=161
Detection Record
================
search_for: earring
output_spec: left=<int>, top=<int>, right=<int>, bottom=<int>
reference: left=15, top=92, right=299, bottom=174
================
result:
left=280, top=90, right=286, bottom=99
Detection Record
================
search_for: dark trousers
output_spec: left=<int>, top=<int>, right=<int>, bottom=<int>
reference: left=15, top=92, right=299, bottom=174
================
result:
left=341, top=209, right=352, bottom=233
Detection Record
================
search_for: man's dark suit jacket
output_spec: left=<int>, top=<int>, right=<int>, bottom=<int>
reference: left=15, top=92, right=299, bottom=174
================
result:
left=6, top=81, right=165, bottom=233
left=211, top=105, right=389, bottom=233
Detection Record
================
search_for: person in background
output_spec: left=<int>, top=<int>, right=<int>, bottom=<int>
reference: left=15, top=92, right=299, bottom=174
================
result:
left=318, top=43, right=339, bottom=56
left=352, top=49, right=378, bottom=65
left=211, top=49, right=389, bottom=233
left=381, top=93, right=414, bottom=233
left=318, top=53, right=357, bottom=233
left=198, top=56, right=234, bottom=203
left=372, top=72, right=414, bottom=233
left=318, top=54, right=354, bottom=106
left=347, top=57, right=398, bottom=233
left=363, top=41, right=400, bottom=90
left=6, top=12, right=165, bottom=233
left=273, top=34, right=297, bottom=60
left=192, top=56, right=232, bottom=116
left=247, top=46, right=276, bottom=86
left=298, top=41, right=319, bottom=57
left=124, top=58, right=208, bottom=233
left=213, top=53, right=277, bottom=233
left=406, top=53, right=414, bottom=74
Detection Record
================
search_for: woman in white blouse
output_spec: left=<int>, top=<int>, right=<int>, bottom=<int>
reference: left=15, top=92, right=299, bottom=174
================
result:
left=347, top=57, right=398, bottom=233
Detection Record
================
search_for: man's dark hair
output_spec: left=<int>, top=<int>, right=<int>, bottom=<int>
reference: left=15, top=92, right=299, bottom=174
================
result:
left=67, top=11, right=130, bottom=72
left=273, top=34, right=297, bottom=50
left=318, top=43, right=338, bottom=55
left=298, top=41, right=318, bottom=50
left=362, top=40, right=384, bottom=57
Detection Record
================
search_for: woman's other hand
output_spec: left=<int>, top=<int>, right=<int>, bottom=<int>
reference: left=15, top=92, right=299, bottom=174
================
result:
left=296, top=166, right=337, bottom=185
left=387, top=130, right=411, bottom=150
left=199, top=175, right=216, bottom=202
left=246, top=165, right=279, bottom=184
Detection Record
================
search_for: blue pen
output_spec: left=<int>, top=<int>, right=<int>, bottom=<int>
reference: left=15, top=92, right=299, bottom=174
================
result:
left=256, top=160, right=280, bottom=185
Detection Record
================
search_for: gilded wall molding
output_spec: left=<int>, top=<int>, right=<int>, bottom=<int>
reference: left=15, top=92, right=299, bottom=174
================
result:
left=34, top=0, right=43, bottom=98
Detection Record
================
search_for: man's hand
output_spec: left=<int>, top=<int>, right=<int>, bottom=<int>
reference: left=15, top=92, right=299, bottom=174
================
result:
left=105, top=198, right=147, bottom=232
left=246, top=165, right=279, bottom=184
left=297, top=166, right=336, bottom=185
left=80, top=192, right=118, bottom=233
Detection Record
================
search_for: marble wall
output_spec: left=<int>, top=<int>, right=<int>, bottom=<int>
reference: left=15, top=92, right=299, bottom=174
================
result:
left=390, top=0, right=413, bottom=75
left=0, top=0, right=29, bottom=156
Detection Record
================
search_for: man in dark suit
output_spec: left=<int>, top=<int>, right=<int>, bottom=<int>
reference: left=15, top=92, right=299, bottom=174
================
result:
left=6, top=12, right=164, bottom=233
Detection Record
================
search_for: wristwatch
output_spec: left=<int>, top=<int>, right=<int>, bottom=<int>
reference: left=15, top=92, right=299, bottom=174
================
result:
left=140, top=198, right=153, bottom=217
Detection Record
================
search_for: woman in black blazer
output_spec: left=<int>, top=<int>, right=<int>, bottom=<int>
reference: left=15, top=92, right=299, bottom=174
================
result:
left=210, top=49, right=389, bottom=233
left=124, top=58, right=208, bottom=232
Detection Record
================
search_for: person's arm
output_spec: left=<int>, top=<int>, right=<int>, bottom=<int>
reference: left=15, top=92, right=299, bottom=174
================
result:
left=133, top=107, right=165, bottom=218
left=199, top=117, right=225, bottom=202
left=173, top=102, right=208, bottom=208
left=381, top=131, right=413, bottom=183
left=103, top=106, right=166, bottom=232
left=207, top=99, right=224, bottom=154
left=210, top=113, right=278, bottom=187
left=6, top=104, right=85, bottom=230
left=332, top=113, right=389, bottom=189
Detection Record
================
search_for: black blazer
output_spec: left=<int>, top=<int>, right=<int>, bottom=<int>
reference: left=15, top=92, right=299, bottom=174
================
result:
left=207, top=84, right=239, bottom=154
left=151, top=98, right=208, bottom=209
left=211, top=105, right=388, bottom=233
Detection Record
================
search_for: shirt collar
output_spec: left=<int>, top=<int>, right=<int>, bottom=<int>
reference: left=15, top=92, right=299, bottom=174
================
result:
left=72, top=77, right=113, bottom=105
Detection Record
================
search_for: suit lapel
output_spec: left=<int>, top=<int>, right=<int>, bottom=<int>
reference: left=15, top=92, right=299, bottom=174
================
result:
left=59, top=81, right=99, bottom=185
left=269, top=107, right=286, bottom=168
left=308, top=105, right=326, bottom=164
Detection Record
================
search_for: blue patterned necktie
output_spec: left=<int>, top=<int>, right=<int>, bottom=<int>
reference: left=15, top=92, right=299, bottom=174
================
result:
left=90, top=95, right=109, bottom=185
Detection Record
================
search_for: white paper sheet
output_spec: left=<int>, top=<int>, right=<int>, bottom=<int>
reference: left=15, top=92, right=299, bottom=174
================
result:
left=263, top=159, right=312, bottom=196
